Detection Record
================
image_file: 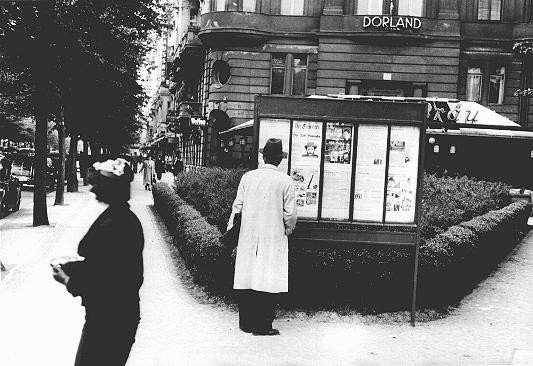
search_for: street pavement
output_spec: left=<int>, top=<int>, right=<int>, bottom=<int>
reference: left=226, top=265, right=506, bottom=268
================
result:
left=1, top=173, right=533, bottom=365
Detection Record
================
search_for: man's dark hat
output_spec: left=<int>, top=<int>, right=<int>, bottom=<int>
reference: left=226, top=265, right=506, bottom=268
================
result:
left=259, top=138, right=287, bottom=158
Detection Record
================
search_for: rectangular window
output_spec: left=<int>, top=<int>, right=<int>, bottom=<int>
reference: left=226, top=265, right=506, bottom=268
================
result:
left=357, top=0, right=384, bottom=14
left=467, top=66, right=483, bottom=102
left=397, top=0, right=424, bottom=16
left=478, top=0, right=501, bottom=20
left=242, top=0, right=256, bottom=12
left=270, top=53, right=308, bottom=96
left=215, top=0, right=225, bottom=11
left=488, top=66, right=505, bottom=104
left=280, top=0, right=305, bottom=15
left=270, top=53, right=286, bottom=95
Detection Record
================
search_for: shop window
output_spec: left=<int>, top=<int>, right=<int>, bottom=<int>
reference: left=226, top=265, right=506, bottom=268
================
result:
left=212, top=60, right=231, bottom=88
left=354, top=0, right=423, bottom=16
left=466, top=66, right=483, bottom=103
left=488, top=66, right=505, bottom=105
left=280, top=0, right=305, bottom=15
left=270, top=53, right=308, bottom=96
left=477, top=0, right=501, bottom=21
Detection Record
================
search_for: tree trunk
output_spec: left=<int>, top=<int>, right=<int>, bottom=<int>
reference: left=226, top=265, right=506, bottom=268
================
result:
left=82, top=139, right=89, bottom=185
left=90, top=140, right=102, bottom=162
left=67, top=134, right=78, bottom=192
left=33, top=79, right=50, bottom=226
left=54, top=117, right=65, bottom=205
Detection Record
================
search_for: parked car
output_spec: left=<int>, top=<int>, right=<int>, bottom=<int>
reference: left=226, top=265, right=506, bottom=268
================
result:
left=10, top=153, right=34, bottom=187
left=0, top=156, right=22, bottom=218
left=9, top=152, right=58, bottom=189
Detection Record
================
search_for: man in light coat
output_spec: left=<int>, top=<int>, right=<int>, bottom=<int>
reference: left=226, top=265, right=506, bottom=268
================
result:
left=227, top=138, right=298, bottom=336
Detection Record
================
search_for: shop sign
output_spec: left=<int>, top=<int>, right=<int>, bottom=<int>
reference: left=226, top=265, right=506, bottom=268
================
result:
left=428, top=101, right=479, bottom=125
left=363, top=16, right=421, bottom=30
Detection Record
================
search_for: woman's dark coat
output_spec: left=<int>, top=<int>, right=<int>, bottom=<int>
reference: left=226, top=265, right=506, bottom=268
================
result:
left=66, top=202, right=144, bottom=365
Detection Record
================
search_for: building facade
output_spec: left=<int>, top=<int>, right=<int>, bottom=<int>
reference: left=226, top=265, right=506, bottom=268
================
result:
left=156, top=0, right=533, bottom=168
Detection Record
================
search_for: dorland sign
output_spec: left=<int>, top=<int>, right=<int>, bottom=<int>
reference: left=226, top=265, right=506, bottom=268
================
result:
left=363, top=16, right=421, bottom=30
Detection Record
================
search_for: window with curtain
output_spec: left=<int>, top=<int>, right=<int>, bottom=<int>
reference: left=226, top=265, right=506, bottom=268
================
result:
left=488, top=66, right=505, bottom=104
left=466, top=66, right=483, bottom=102
left=477, top=0, right=501, bottom=20
left=280, top=0, right=305, bottom=15
left=270, top=53, right=308, bottom=95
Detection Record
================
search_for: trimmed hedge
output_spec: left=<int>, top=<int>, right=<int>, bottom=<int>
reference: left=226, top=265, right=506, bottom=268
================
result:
left=152, top=182, right=234, bottom=294
left=418, top=200, right=532, bottom=306
left=420, top=174, right=511, bottom=240
left=174, top=167, right=247, bottom=233
left=156, top=181, right=531, bottom=311
left=175, top=169, right=512, bottom=241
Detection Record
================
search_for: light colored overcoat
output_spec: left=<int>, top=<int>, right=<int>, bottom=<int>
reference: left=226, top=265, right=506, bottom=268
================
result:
left=141, top=160, right=154, bottom=186
left=228, top=164, right=297, bottom=293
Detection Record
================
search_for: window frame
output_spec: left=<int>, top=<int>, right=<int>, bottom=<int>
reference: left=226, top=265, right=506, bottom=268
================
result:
left=270, top=53, right=308, bottom=96
left=477, top=0, right=502, bottom=21
left=466, top=65, right=484, bottom=103
left=488, top=66, right=506, bottom=105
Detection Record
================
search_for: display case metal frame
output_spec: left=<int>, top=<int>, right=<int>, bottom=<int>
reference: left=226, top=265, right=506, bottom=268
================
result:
left=252, top=95, right=427, bottom=325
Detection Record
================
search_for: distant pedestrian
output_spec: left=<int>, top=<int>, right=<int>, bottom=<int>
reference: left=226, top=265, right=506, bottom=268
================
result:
left=227, top=138, right=297, bottom=336
left=132, top=152, right=139, bottom=173
left=154, top=155, right=165, bottom=181
left=139, top=155, right=154, bottom=190
left=51, top=158, right=143, bottom=366
left=172, top=153, right=183, bottom=178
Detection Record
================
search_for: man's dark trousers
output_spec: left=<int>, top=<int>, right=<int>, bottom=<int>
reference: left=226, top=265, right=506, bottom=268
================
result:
left=237, top=289, right=278, bottom=332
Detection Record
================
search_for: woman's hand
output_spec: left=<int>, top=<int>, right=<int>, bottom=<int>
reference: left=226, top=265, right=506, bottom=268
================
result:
left=51, top=265, right=70, bottom=286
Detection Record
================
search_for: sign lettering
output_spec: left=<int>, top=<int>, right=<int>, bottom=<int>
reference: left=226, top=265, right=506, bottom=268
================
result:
left=363, top=16, right=421, bottom=30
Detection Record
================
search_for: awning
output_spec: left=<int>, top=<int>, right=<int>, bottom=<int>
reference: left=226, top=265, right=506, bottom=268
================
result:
left=149, top=135, right=166, bottom=146
left=219, top=119, right=254, bottom=135
left=427, top=128, right=533, bottom=140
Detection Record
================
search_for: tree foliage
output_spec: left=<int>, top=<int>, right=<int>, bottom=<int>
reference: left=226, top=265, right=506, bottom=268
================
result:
left=0, top=0, right=163, bottom=224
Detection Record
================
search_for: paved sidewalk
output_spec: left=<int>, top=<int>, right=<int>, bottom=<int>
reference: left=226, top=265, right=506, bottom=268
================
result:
left=1, top=173, right=532, bottom=365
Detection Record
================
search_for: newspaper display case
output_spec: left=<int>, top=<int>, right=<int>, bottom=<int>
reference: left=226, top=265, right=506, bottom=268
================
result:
left=252, top=95, right=427, bottom=325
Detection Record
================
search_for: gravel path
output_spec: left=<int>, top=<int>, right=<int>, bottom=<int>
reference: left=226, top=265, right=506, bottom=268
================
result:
left=1, top=173, right=532, bottom=365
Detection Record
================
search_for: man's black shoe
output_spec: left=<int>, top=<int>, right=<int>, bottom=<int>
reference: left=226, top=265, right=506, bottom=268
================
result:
left=239, top=327, right=253, bottom=333
left=252, top=328, right=280, bottom=336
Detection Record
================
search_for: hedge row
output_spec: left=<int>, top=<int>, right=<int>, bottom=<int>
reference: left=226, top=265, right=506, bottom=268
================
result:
left=175, top=169, right=512, bottom=241
left=174, top=167, right=247, bottom=233
left=154, top=182, right=531, bottom=311
left=152, top=182, right=233, bottom=294
left=420, top=174, right=511, bottom=239
left=418, top=200, right=531, bottom=306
